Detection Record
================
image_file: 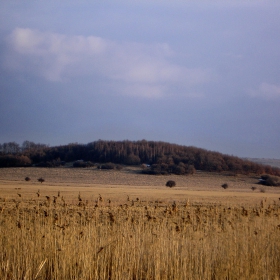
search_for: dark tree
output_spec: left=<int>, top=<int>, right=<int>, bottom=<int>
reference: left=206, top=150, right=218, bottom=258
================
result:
left=0, top=155, right=31, bottom=167
left=1, top=139, right=280, bottom=177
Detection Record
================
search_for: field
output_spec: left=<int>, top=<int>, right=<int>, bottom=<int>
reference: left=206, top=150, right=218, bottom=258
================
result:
left=1, top=167, right=280, bottom=279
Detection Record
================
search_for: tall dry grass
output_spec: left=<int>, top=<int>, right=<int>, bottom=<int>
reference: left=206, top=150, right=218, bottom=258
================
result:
left=1, top=193, right=280, bottom=279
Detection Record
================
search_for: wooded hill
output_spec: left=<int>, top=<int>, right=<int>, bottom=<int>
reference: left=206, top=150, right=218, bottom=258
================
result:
left=0, top=140, right=280, bottom=176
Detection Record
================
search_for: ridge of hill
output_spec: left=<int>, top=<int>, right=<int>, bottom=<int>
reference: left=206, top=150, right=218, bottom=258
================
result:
left=1, top=140, right=280, bottom=176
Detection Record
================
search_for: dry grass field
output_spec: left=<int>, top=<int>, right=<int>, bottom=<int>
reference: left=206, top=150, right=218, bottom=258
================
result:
left=1, top=167, right=280, bottom=279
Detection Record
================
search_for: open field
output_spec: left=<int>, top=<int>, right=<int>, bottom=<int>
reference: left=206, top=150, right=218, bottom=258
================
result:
left=1, top=167, right=280, bottom=279
left=1, top=167, right=280, bottom=206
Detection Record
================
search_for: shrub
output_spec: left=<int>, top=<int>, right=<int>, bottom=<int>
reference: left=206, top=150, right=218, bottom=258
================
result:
left=187, top=165, right=196, bottom=175
left=141, top=163, right=148, bottom=169
left=36, top=161, right=57, bottom=167
left=258, top=175, right=280, bottom=186
left=124, top=154, right=141, bottom=165
left=251, top=186, right=257, bottom=191
left=166, top=180, right=176, bottom=188
left=99, top=162, right=116, bottom=170
left=25, top=177, right=31, bottom=181
left=0, top=154, right=32, bottom=167
left=145, top=163, right=172, bottom=175
left=73, top=161, right=87, bottom=168
left=115, top=164, right=123, bottom=170
left=221, top=183, right=228, bottom=189
left=38, top=178, right=45, bottom=183
left=142, top=169, right=161, bottom=175
left=172, top=163, right=186, bottom=175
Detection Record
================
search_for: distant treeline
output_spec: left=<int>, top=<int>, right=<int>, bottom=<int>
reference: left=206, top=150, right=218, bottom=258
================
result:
left=0, top=140, right=280, bottom=176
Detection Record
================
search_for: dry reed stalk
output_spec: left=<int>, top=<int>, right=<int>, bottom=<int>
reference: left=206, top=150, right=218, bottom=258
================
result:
left=1, top=193, right=280, bottom=279
left=34, top=258, right=47, bottom=280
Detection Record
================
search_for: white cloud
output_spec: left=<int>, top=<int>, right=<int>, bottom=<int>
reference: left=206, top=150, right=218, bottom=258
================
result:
left=4, top=28, right=212, bottom=98
left=249, top=83, right=280, bottom=100
left=5, top=28, right=107, bottom=81
left=9, top=27, right=106, bottom=55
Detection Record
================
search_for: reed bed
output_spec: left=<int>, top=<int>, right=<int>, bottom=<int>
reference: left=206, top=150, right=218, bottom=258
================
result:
left=1, top=192, right=280, bottom=280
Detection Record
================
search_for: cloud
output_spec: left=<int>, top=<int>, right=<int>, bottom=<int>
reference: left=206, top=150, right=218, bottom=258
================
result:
left=5, top=28, right=106, bottom=81
left=4, top=28, right=212, bottom=98
left=249, top=83, right=280, bottom=100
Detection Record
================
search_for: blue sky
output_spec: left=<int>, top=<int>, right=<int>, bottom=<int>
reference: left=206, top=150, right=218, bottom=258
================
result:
left=0, top=1, right=280, bottom=158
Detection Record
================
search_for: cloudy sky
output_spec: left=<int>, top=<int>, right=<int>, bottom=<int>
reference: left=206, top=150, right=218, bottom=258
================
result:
left=1, top=1, right=280, bottom=158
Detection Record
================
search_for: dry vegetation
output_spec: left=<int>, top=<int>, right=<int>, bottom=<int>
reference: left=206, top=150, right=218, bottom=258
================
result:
left=1, top=167, right=280, bottom=279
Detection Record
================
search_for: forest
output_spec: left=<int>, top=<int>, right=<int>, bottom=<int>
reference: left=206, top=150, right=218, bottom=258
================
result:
left=0, top=140, right=280, bottom=176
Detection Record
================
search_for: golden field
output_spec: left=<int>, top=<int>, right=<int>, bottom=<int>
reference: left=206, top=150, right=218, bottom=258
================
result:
left=1, top=167, right=280, bottom=279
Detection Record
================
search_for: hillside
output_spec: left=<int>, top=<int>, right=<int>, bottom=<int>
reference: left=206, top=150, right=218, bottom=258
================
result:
left=1, top=140, right=280, bottom=176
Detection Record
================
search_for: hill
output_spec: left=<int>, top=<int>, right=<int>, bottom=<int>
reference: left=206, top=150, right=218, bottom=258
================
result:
left=1, top=140, right=280, bottom=176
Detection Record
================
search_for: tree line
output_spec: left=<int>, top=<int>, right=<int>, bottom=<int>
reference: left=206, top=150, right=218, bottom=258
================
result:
left=0, top=140, right=279, bottom=176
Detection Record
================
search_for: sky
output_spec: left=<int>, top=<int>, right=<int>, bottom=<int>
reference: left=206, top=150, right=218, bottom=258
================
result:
left=0, top=0, right=280, bottom=158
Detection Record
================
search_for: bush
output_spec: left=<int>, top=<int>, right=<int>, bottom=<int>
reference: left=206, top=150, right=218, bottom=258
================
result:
left=221, top=183, right=228, bottom=189
left=124, top=154, right=141, bottom=165
left=258, top=175, right=280, bottom=186
left=73, top=160, right=94, bottom=168
left=0, top=154, right=32, bottom=167
left=142, top=163, right=172, bottom=175
left=166, top=180, right=176, bottom=188
left=99, top=162, right=116, bottom=170
left=142, top=169, right=161, bottom=175
left=187, top=165, right=196, bottom=175
left=25, top=177, right=31, bottom=181
left=172, top=163, right=186, bottom=175
left=115, top=164, right=123, bottom=170
left=38, top=178, right=45, bottom=183
left=36, top=160, right=64, bottom=167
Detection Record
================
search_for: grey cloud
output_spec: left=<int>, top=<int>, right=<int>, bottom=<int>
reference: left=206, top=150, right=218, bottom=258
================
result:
left=1, top=1, right=280, bottom=158
left=4, top=28, right=213, bottom=99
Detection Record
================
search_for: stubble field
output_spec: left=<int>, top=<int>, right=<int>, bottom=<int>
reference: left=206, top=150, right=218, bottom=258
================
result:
left=1, top=167, right=280, bottom=279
